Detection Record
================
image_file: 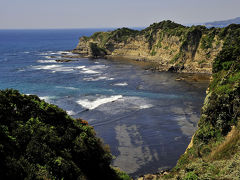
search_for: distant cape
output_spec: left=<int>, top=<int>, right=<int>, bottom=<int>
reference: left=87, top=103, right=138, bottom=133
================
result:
left=203, top=16, right=240, bottom=28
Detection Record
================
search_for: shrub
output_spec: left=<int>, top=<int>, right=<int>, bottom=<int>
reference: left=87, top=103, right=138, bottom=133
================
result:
left=183, top=171, right=198, bottom=180
left=0, top=89, right=125, bottom=179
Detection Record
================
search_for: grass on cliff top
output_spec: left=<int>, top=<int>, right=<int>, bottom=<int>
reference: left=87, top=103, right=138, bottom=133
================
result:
left=163, top=121, right=240, bottom=180
left=86, top=20, right=187, bottom=50
left=89, top=27, right=139, bottom=44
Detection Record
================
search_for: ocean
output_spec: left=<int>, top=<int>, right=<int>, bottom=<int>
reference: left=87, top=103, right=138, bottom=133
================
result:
left=0, top=29, right=209, bottom=177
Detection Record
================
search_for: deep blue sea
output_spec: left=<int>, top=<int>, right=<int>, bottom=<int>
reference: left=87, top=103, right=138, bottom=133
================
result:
left=0, top=29, right=209, bottom=177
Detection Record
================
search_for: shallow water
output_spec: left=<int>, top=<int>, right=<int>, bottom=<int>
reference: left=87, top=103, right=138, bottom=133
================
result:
left=0, top=29, right=209, bottom=177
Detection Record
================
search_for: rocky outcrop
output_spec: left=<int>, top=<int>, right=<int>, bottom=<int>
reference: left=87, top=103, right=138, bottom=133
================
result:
left=154, top=24, right=240, bottom=179
left=73, top=20, right=225, bottom=74
left=72, top=21, right=240, bottom=179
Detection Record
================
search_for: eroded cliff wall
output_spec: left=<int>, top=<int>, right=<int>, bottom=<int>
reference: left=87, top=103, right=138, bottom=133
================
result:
left=73, top=21, right=240, bottom=179
left=139, top=24, right=240, bottom=180
left=73, top=21, right=225, bottom=73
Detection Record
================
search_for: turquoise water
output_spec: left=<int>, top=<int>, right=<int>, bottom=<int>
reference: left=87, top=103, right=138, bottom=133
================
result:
left=0, top=29, right=209, bottom=177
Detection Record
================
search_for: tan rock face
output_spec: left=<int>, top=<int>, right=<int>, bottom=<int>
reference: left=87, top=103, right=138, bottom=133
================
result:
left=73, top=21, right=224, bottom=74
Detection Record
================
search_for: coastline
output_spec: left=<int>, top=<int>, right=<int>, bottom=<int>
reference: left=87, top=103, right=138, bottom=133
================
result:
left=70, top=21, right=240, bottom=179
left=64, top=52, right=212, bottom=83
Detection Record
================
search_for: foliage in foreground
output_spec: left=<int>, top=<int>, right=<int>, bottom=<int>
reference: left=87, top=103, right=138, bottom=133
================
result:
left=0, top=89, right=129, bottom=180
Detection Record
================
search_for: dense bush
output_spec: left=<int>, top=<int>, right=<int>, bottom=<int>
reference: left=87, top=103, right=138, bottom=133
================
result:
left=213, top=24, right=240, bottom=73
left=0, top=89, right=126, bottom=180
left=142, top=20, right=185, bottom=49
left=200, top=30, right=216, bottom=50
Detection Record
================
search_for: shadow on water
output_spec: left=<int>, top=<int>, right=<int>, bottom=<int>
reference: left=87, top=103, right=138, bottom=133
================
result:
left=62, top=59, right=210, bottom=178
left=78, top=85, right=207, bottom=178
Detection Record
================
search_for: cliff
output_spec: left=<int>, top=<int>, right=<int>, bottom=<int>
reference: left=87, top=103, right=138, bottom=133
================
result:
left=73, top=21, right=240, bottom=179
left=73, top=20, right=226, bottom=74
left=165, top=24, right=240, bottom=180
left=140, top=24, right=240, bottom=179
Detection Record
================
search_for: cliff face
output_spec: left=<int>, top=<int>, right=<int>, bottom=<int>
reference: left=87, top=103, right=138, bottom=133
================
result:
left=72, top=21, right=240, bottom=179
left=146, top=24, right=239, bottom=180
left=169, top=24, right=240, bottom=179
left=73, top=21, right=224, bottom=73
left=73, top=21, right=240, bottom=179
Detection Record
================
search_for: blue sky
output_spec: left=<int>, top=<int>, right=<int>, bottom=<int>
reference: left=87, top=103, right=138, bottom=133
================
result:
left=0, top=0, right=240, bottom=29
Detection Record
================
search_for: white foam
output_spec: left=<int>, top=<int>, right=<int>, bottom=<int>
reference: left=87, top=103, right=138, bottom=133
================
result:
left=77, top=65, right=107, bottom=74
left=83, top=76, right=114, bottom=81
left=77, top=95, right=123, bottom=110
left=139, top=104, right=153, bottom=109
left=75, top=66, right=86, bottom=69
left=82, top=68, right=99, bottom=74
left=32, top=63, right=107, bottom=74
left=77, top=66, right=100, bottom=74
left=37, top=60, right=57, bottom=63
left=83, top=77, right=106, bottom=81
left=39, top=96, right=55, bottom=102
left=113, top=82, right=128, bottom=86
left=32, top=64, right=74, bottom=72
left=45, top=56, right=55, bottom=59
left=33, top=64, right=60, bottom=70
left=67, top=110, right=76, bottom=116
left=56, top=51, right=71, bottom=55
left=42, top=51, right=72, bottom=56
left=38, top=51, right=53, bottom=55
left=56, top=86, right=78, bottom=90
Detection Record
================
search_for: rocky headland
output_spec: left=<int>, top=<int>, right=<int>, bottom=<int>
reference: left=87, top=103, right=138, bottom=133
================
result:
left=73, top=21, right=240, bottom=179
left=72, top=20, right=226, bottom=74
left=0, top=21, right=239, bottom=180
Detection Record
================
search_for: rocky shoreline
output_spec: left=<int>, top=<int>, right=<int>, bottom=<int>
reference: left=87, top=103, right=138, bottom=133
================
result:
left=71, top=21, right=240, bottom=179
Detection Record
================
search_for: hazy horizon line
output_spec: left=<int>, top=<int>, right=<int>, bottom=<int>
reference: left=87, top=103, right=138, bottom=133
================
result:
left=1, top=16, right=239, bottom=30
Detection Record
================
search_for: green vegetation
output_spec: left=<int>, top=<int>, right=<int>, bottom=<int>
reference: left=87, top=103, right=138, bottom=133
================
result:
left=156, top=40, right=162, bottom=48
left=91, top=31, right=112, bottom=46
left=213, top=24, right=240, bottom=73
left=170, top=52, right=181, bottom=63
left=89, top=42, right=107, bottom=57
left=180, top=26, right=204, bottom=52
left=142, top=20, right=185, bottom=34
left=160, top=23, right=240, bottom=180
left=78, top=20, right=223, bottom=65
left=0, top=89, right=129, bottom=180
left=163, top=46, right=169, bottom=50
left=109, top=28, right=138, bottom=43
left=183, top=171, right=198, bottom=180
left=198, top=59, right=206, bottom=65
left=200, top=29, right=217, bottom=50
left=90, top=27, right=138, bottom=45
left=150, top=48, right=157, bottom=56
left=141, top=20, right=185, bottom=49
